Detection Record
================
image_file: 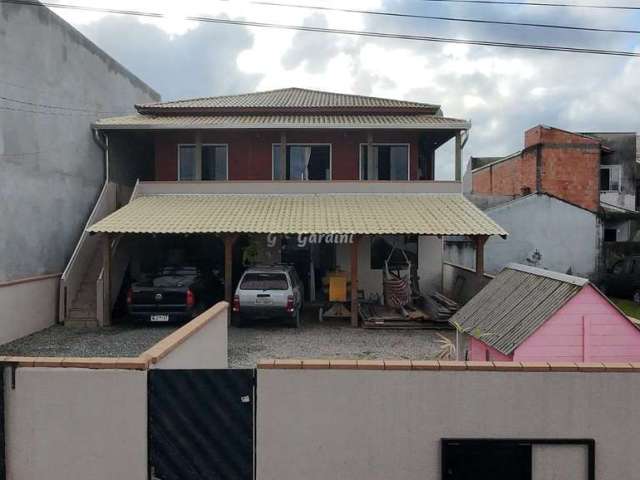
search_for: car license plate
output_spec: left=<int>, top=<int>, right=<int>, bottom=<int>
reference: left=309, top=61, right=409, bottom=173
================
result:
left=150, top=314, right=169, bottom=322
left=255, top=297, right=272, bottom=304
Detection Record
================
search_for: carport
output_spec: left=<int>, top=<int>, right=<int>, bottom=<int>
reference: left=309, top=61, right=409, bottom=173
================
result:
left=88, top=192, right=506, bottom=326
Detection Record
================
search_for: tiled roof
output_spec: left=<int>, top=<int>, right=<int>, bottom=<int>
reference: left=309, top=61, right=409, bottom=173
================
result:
left=135, top=87, right=440, bottom=113
left=449, top=264, right=590, bottom=355
left=94, top=113, right=469, bottom=130
left=87, top=193, right=507, bottom=236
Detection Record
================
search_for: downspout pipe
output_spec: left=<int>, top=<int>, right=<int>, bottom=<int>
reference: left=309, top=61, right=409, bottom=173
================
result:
left=92, top=128, right=109, bottom=182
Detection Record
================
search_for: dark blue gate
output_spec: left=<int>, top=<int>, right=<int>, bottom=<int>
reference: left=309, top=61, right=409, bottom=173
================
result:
left=148, top=369, right=255, bottom=480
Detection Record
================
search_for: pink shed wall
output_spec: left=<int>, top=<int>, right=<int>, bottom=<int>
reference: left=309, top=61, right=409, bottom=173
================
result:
left=468, top=338, right=513, bottom=361
left=514, top=285, right=640, bottom=362
left=469, top=285, right=640, bottom=362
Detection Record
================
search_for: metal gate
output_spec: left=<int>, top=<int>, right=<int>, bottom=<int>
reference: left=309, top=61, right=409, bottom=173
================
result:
left=148, top=369, right=255, bottom=480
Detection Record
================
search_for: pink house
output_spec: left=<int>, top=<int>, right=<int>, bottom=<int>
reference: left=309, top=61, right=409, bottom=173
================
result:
left=450, top=263, right=640, bottom=363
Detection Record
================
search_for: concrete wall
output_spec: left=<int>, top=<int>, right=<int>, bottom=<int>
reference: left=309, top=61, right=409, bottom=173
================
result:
left=445, top=194, right=599, bottom=278
left=0, top=274, right=59, bottom=344
left=152, top=303, right=229, bottom=369
left=0, top=2, right=159, bottom=283
left=442, top=262, right=492, bottom=304
left=5, top=367, right=147, bottom=480
left=257, top=369, right=640, bottom=480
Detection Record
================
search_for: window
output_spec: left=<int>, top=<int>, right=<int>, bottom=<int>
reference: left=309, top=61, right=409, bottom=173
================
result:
left=441, top=439, right=594, bottom=480
left=600, top=165, right=621, bottom=192
left=178, top=144, right=228, bottom=181
left=239, top=273, right=289, bottom=290
left=604, top=228, right=617, bottom=242
left=360, top=144, right=409, bottom=180
left=272, top=144, right=331, bottom=180
left=370, top=235, right=418, bottom=270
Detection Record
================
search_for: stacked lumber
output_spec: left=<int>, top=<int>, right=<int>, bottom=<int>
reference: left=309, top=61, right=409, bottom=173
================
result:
left=360, top=303, right=431, bottom=329
left=429, top=292, right=460, bottom=321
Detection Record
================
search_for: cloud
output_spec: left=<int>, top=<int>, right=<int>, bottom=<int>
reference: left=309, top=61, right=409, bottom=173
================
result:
left=78, top=15, right=262, bottom=100
left=65, top=1, right=639, bottom=179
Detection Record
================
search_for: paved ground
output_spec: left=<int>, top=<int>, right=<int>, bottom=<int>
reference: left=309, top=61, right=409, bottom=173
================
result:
left=229, top=308, right=457, bottom=368
left=0, top=324, right=179, bottom=357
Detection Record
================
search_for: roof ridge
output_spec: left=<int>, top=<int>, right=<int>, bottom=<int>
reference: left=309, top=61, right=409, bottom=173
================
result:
left=504, top=263, right=588, bottom=286
left=136, top=87, right=440, bottom=110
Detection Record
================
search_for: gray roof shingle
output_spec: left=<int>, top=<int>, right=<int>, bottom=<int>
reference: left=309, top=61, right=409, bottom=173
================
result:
left=135, top=87, right=441, bottom=114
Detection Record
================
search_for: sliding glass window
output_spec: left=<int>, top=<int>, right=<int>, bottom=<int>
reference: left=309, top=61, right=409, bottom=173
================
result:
left=272, top=144, right=331, bottom=180
left=178, top=144, right=228, bottom=181
left=360, top=144, right=409, bottom=180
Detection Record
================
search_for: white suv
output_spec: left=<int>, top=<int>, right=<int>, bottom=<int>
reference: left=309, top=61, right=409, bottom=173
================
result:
left=232, top=265, right=304, bottom=327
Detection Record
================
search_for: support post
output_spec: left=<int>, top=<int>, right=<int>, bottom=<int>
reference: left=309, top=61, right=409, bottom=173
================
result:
left=224, top=234, right=237, bottom=305
left=279, top=132, right=287, bottom=180
left=367, top=132, right=375, bottom=180
left=474, top=235, right=488, bottom=278
left=455, top=131, right=462, bottom=182
left=102, top=233, right=111, bottom=327
left=350, top=235, right=360, bottom=327
left=195, top=131, right=203, bottom=180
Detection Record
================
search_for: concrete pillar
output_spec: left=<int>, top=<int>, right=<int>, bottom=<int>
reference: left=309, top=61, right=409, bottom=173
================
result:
left=194, top=131, right=203, bottom=180
left=102, top=233, right=111, bottom=326
left=455, top=132, right=462, bottom=182
left=474, top=235, right=488, bottom=278
left=350, top=235, right=360, bottom=327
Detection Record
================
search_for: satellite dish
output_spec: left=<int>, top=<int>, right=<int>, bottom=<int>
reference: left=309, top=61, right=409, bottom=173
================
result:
left=526, top=249, right=542, bottom=266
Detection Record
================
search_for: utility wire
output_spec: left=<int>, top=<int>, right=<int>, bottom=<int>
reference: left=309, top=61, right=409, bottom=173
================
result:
left=2, top=0, right=639, bottom=58
left=0, top=95, right=128, bottom=115
left=218, top=0, right=640, bottom=35
left=415, top=0, right=640, bottom=10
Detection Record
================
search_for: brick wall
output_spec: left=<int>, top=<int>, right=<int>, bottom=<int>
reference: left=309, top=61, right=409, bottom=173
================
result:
left=472, top=125, right=602, bottom=212
left=153, top=130, right=422, bottom=181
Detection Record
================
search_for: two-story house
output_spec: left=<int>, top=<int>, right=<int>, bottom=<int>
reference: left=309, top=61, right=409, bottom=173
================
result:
left=447, top=125, right=639, bottom=283
left=60, top=88, right=506, bottom=327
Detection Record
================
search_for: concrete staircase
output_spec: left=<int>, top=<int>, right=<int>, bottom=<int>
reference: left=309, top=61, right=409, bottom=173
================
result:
left=65, top=255, right=102, bottom=327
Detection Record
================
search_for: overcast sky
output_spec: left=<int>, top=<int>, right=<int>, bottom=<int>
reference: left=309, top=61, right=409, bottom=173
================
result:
left=54, top=0, right=640, bottom=178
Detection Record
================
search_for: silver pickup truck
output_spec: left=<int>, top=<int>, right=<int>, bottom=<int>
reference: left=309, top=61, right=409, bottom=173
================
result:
left=232, top=265, right=304, bottom=327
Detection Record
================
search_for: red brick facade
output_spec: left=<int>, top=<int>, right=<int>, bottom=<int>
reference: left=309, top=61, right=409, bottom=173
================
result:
left=153, top=130, right=423, bottom=181
left=472, top=126, right=602, bottom=212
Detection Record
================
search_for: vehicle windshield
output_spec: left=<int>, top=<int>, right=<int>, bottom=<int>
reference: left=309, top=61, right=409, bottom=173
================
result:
left=155, top=266, right=198, bottom=276
left=240, top=273, right=289, bottom=290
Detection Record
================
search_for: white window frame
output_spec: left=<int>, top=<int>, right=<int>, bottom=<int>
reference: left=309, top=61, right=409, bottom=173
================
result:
left=600, top=164, right=622, bottom=192
left=271, top=143, right=333, bottom=181
left=177, top=143, right=229, bottom=181
left=358, top=143, right=411, bottom=181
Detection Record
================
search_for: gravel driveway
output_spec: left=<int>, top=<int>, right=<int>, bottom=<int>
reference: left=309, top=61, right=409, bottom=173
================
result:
left=0, top=324, right=178, bottom=357
left=229, top=309, right=457, bottom=368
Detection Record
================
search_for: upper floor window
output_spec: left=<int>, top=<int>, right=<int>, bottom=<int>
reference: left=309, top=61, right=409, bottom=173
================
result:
left=178, top=144, right=228, bottom=181
left=600, top=165, right=621, bottom=192
left=272, top=144, right=331, bottom=180
left=359, top=144, right=409, bottom=180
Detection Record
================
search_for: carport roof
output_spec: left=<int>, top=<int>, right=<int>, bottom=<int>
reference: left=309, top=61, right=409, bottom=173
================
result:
left=87, top=193, right=507, bottom=236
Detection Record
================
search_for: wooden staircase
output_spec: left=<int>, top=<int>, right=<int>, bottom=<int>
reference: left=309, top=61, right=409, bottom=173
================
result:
left=65, top=255, right=102, bottom=327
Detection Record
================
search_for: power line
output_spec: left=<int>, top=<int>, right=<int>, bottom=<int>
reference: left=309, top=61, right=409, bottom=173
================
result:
left=0, top=104, right=112, bottom=117
left=3, top=0, right=639, bottom=58
left=0, top=95, right=128, bottom=115
left=221, top=0, right=640, bottom=35
left=415, top=0, right=640, bottom=10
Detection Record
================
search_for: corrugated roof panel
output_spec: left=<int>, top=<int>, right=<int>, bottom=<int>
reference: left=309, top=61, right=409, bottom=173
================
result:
left=94, top=113, right=469, bottom=130
left=87, top=193, right=507, bottom=236
left=136, top=87, right=439, bottom=111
